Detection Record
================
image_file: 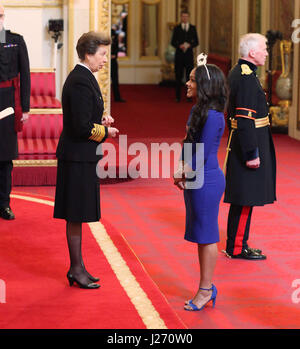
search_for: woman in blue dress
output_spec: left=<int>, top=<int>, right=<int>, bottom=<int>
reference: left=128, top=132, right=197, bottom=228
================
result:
left=174, top=56, right=228, bottom=311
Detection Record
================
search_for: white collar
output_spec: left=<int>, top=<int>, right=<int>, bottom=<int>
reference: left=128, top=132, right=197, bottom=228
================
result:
left=181, top=23, right=190, bottom=30
left=77, top=62, right=92, bottom=73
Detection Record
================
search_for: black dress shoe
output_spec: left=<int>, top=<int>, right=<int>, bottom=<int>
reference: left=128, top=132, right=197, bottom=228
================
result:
left=230, top=248, right=266, bottom=260
left=247, top=247, right=262, bottom=254
left=0, top=207, right=15, bottom=220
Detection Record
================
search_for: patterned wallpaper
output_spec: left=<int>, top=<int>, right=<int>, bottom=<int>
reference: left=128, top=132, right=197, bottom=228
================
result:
left=275, top=0, right=295, bottom=40
left=271, top=0, right=295, bottom=70
left=209, top=0, right=233, bottom=57
left=248, top=0, right=261, bottom=33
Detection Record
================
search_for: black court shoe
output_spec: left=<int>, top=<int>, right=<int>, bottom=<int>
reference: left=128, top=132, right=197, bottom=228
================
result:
left=85, top=271, right=100, bottom=283
left=67, top=272, right=100, bottom=289
left=80, top=261, right=100, bottom=282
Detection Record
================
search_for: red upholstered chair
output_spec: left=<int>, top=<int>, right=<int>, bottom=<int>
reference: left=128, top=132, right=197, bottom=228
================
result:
left=12, top=69, right=63, bottom=185
left=30, top=69, right=61, bottom=109
left=17, top=112, right=63, bottom=160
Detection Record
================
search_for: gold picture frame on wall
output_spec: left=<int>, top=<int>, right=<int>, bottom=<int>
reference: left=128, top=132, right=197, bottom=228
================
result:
left=112, top=0, right=130, bottom=60
left=140, top=0, right=161, bottom=60
left=97, top=0, right=111, bottom=116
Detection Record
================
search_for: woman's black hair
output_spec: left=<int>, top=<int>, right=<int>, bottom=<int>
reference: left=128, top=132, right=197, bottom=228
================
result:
left=184, top=64, right=228, bottom=143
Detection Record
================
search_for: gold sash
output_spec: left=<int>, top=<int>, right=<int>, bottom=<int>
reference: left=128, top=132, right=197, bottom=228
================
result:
left=222, top=116, right=270, bottom=175
left=230, top=116, right=270, bottom=130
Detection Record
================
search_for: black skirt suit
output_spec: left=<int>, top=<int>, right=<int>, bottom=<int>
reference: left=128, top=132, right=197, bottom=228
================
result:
left=54, top=64, right=108, bottom=222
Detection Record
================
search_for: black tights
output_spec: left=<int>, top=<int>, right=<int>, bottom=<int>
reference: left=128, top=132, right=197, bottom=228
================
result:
left=66, top=222, right=92, bottom=284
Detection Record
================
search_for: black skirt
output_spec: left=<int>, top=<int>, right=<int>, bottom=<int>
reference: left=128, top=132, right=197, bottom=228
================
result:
left=54, top=160, right=101, bottom=222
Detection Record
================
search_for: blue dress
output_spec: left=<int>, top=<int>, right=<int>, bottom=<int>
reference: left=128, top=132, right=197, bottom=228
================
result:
left=183, top=109, right=225, bottom=244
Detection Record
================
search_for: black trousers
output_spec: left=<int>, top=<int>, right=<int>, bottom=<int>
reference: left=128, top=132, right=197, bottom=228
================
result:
left=226, top=204, right=253, bottom=255
left=111, top=58, right=121, bottom=101
left=0, top=161, right=13, bottom=208
left=174, top=53, right=194, bottom=100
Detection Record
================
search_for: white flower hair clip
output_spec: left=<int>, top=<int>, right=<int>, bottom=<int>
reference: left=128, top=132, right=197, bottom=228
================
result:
left=197, top=53, right=211, bottom=80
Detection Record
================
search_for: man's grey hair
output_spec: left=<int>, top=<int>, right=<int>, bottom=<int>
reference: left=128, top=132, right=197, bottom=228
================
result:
left=239, top=33, right=267, bottom=58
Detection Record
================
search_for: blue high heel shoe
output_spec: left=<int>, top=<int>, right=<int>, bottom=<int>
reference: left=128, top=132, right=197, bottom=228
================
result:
left=184, top=284, right=217, bottom=311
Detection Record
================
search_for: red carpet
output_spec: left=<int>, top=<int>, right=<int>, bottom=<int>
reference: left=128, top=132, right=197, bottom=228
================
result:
left=0, top=194, right=185, bottom=329
left=111, top=84, right=191, bottom=139
left=3, top=84, right=300, bottom=329
left=110, top=85, right=300, bottom=329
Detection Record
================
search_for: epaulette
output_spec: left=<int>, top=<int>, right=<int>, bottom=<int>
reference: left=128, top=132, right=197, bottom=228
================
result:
left=241, top=64, right=253, bottom=76
left=6, top=30, right=20, bottom=37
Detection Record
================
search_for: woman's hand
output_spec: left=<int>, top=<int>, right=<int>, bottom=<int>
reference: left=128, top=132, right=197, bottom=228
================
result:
left=246, top=157, right=260, bottom=169
left=21, top=113, right=29, bottom=123
left=173, top=167, right=186, bottom=190
left=107, top=127, right=119, bottom=138
left=174, top=179, right=185, bottom=190
left=102, top=115, right=114, bottom=127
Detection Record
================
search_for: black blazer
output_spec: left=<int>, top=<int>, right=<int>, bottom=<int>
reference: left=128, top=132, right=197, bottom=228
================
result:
left=56, top=64, right=108, bottom=162
left=171, top=24, right=199, bottom=56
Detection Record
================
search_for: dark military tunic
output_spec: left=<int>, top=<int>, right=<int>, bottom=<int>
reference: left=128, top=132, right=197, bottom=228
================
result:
left=0, top=30, right=30, bottom=161
left=54, top=64, right=108, bottom=222
left=224, top=59, right=277, bottom=206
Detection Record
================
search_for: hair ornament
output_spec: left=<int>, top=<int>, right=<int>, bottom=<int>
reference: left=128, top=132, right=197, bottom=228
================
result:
left=197, top=53, right=211, bottom=80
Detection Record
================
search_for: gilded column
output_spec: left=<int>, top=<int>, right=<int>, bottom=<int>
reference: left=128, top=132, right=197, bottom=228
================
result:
left=289, top=0, right=300, bottom=140
left=68, top=0, right=75, bottom=73
left=97, top=0, right=111, bottom=116
left=232, top=0, right=249, bottom=65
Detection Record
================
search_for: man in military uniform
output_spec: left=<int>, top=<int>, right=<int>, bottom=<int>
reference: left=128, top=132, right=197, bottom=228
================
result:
left=223, top=33, right=277, bottom=260
left=171, top=10, right=199, bottom=102
left=0, top=5, right=30, bottom=220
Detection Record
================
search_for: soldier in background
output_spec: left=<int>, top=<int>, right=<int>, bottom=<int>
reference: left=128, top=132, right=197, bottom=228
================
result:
left=0, top=4, right=30, bottom=220
left=223, top=33, right=277, bottom=260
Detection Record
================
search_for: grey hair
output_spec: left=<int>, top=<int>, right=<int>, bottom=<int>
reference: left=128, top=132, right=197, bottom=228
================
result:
left=239, top=33, right=267, bottom=58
